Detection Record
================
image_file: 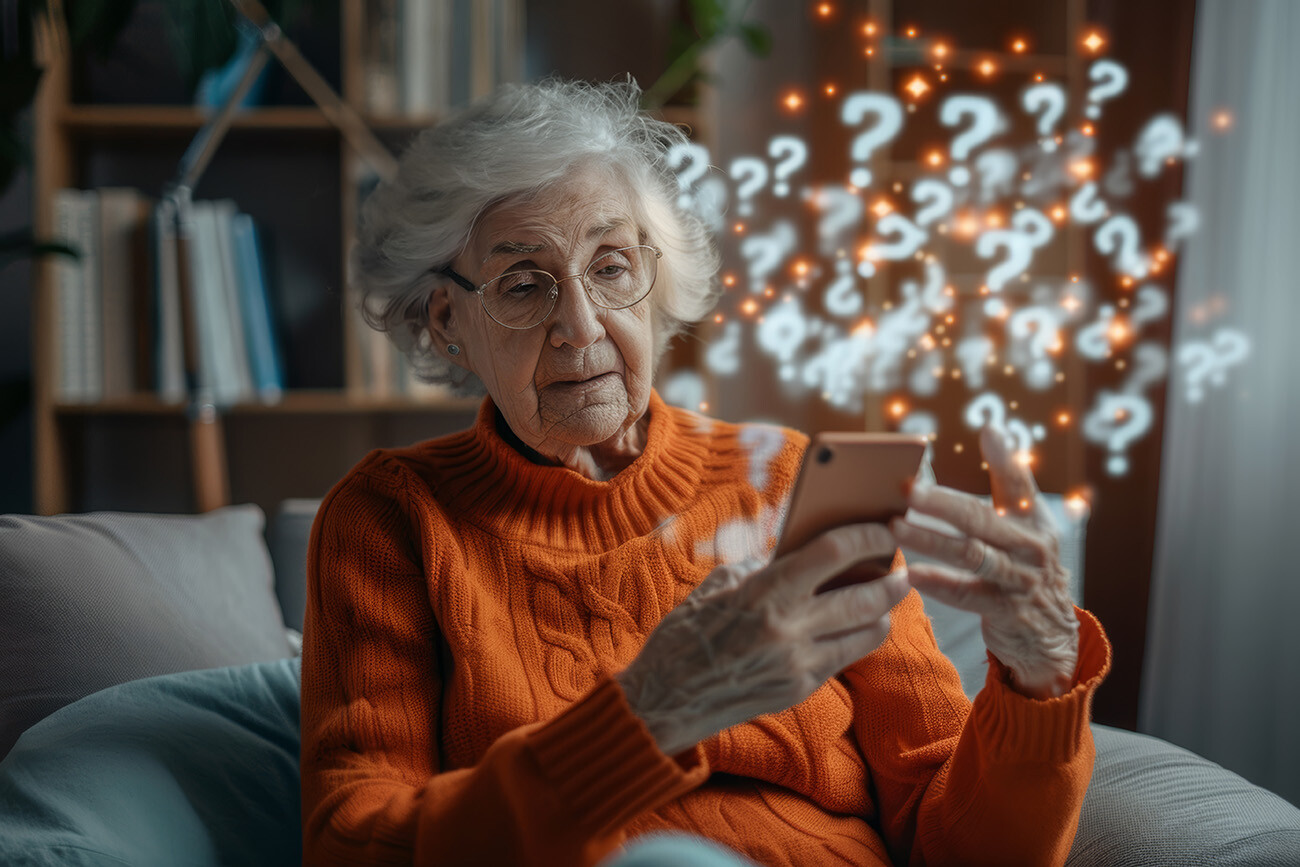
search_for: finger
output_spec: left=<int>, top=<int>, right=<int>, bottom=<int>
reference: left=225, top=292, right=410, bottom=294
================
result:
left=907, top=483, right=1045, bottom=556
left=905, top=562, right=1004, bottom=615
left=981, top=424, right=1040, bottom=518
left=689, top=558, right=762, bottom=601
left=808, top=613, right=894, bottom=679
left=800, top=568, right=910, bottom=640
left=890, top=517, right=987, bottom=573
left=755, top=523, right=898, bottom=605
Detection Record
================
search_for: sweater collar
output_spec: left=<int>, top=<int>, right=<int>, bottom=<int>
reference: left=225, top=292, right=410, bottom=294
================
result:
left=428, top=390, right=709, bottom=551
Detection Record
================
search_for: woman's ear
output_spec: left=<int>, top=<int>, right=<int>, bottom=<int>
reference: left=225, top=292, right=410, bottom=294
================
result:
left=426, top=282, right=469, bottom=368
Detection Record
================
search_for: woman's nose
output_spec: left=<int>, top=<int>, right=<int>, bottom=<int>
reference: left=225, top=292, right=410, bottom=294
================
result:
left=547, top=274, right=605, bottom=349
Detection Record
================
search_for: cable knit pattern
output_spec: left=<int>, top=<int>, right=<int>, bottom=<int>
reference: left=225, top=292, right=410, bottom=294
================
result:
left=300, top=390, right=1111, bottom=866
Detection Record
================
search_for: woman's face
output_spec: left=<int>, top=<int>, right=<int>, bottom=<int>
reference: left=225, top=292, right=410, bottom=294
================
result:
left=440, top=162, right=657, bottom=459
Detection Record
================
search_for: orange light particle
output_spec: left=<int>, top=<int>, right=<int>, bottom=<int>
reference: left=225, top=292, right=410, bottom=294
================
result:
left=817, top=2, right=833, bottom=17
left=1213, top=110, right=1233, bottom=131
left=865, top=46, right=875, bottom=56
left=732, top=222, right=745, bottom=234
left=699, top=401, right=710, bottom=412
left=1070, top=159, right=1095, bottom=179
left=1083, top=30, right=1105, bottom=53
left=871, top=197, right=893, bottom=218
left=889, top=399, right=908, bottom=418
left=905, top=75, right=930, bottom=99
left=722, top=274, right=736, bottom=287
left=740, top=298, right=759, bottom=315
left=926, top=150, right=944, bottom=167
left=793, top=259, right=811, bottom=277
left=985, top=212, right=1004, bottom=228
left=1057, top=411, right=1071, bottom=426
left=1012, top=39, right=1028, bottom=53
left=824, top=83, right=837, bottom=96
left=783, top=91, right=804, bottom=111
left=1050, top=205, right=1068, bottom=223
left=713, top=313, right=724, bottom=323
left=905, top=26, right=918, bottom=38
left=933, top=42, right=948, bottom=58
left=1082, top=123, right=1095, bottom=136
left=863, top=21, right=877, bottom=36
left=978, top=59, right=997, bottom=77
left=1108, top=318, right=1130, bottom=344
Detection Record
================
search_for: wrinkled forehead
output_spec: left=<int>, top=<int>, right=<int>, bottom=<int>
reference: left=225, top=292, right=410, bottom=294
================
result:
left=469, top=161, right=645, bottom=266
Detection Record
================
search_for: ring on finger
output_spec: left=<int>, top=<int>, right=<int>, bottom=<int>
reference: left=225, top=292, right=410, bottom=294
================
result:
left=973, top=540, right=995, bottom=577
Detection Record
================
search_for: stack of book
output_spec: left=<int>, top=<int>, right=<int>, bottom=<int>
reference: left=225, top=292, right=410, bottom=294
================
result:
left=361, top=0, right=525, bottom=116
left=51, top=188, right=285, bottom=408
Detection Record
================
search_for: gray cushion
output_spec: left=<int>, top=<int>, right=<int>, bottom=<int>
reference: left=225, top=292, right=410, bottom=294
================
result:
left=1068, top=724, right=1300, bottom=865
left=267, top=498, right=321, bottom=632
left=0, top=505, right=291, bottom=760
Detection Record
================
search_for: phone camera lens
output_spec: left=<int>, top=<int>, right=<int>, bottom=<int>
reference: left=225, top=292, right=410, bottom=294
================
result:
left=817, top=446, right=833, bottom=464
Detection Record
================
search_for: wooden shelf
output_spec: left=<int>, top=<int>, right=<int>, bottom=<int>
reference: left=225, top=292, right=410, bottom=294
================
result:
left=53, top=390, right=481, bottom=417
left=58, top=104, right=345, bottom=136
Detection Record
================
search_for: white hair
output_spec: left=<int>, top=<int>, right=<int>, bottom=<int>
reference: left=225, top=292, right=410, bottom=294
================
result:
left=351, top=77, right=722, bottom=393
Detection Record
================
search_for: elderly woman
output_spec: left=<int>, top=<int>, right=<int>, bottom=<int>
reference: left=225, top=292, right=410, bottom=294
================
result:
left=300, top=79, right=1110, bottom=866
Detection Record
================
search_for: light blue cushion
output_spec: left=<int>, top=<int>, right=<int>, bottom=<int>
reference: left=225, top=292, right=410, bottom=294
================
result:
left=0, top=659, right=301, bottom=867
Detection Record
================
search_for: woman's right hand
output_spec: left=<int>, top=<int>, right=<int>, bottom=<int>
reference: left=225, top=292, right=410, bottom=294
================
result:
left=615, top=524, right=910, bottom=757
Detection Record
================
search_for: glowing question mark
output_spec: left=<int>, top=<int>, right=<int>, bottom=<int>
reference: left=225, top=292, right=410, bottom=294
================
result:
left=1008, top=306, right=1061, bottom=390
left=1164, top=201, right=1200, bottom=250
left=809, top=185, right=864, bottom=254
left=728, top=157, right=768, bottom=217
left=911, top=179, right=954, bottom=227
left=1076, top=304, right=1117, bottom=360
left=956, top=335, right=994, bottom=388
left=1083, top=390, right=1152, bottom=475
left=756, top=296, right=809, bottom=381
left=1022, top=83, right=1066, bottom=149
left=870, top=213, right=928, bottom=260
left=1209, top=328, right=1251, bottom=386
left=1135, top=114, right=1186, bottom=177
left=1177, top=341, right=1215, bottom=403
left=975, top=148, right=1018, bottom=204
left=704, top=320, right=742, bottom=376
left=1103, top=150, right=1135, bottom=199
left=841, top=92, right=904, bottom=188
left=1011, top=208, right=1054, bottom=249
left=964, top=391, right=1008, bottom=431
left=1130, top=285, right=1169, bottom=329
left=666, top=141, right=711, bottom=210
left=739, top=220, right=797, bottom=293
left=823, top=258, right=863, bottom=318
left=661, top=369, right=706, bottom=411
left=768, top=135, right=808, bottom=197
left=1086, top=59, right=1129, bottom=120
left=900, top=410, right=938, bottom=438
left=1121, top=342, right=1168, bottom=395
left=940, top=94, right=1006, bottom=186
left=917, top=259, right=952, bottom=314
left=975, top=228, right=1034, bottom=291
left=1070, top=182, right=1108, bottom=225
left=740, top=424, right=789, bottom=492
left=691, top=176, right=728, bottom=233
left=1006, top=419, right=1036, bottom=456
left=1094, top=214, right=1149, bottom=278
left=909, top=349, right=944, bottom=397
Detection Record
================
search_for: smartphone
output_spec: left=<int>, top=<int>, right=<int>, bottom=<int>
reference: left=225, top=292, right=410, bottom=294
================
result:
left=773, top=432, right=928, bottom=594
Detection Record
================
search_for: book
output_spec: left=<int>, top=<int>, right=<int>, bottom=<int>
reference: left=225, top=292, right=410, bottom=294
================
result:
left=52, top=189, right=86, bottom=402
left=182, top=201, right=233, bottom=405
left=75, top=189, right=103, bottom=402
left=364, top=0, right=400, bottom=114
left=230, top=212, right=285, bottom=402
left=97, top=187, right=151, bottom=399
left=152, top=198, right=188, bottom=403
left=212, top=199, right=255, bottom=402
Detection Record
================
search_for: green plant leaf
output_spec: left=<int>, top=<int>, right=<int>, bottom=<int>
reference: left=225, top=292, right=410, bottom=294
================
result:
left=687, top=0, right=728, bottom=38
left=740, top=22, right=772, bottom=57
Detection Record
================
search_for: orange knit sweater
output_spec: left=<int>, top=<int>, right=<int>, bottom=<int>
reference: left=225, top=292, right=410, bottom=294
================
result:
left=300, top=390, right=1111, bottom=866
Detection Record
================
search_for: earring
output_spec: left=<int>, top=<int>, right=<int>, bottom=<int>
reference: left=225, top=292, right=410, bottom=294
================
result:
left=447, top=344, right=460, bottom=356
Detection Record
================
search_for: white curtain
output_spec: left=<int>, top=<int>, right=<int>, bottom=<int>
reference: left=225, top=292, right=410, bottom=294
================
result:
left=1140, top=0, right=1300, bottom=806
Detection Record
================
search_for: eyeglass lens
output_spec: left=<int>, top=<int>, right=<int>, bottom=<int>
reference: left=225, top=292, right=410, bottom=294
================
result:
left=479, top=245, right=658, bottom=329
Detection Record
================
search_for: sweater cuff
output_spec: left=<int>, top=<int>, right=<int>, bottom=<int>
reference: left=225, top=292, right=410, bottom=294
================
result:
left=526, top=673, right=710, bottom=837
left=972, top=606, right=1112, bottom=764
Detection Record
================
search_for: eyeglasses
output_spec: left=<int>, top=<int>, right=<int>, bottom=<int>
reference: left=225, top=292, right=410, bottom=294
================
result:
left=438, top=244, right=662, bottom=330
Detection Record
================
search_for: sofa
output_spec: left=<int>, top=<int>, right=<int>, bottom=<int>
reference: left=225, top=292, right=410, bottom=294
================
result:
left=1, top=498, right=1298, bottom=866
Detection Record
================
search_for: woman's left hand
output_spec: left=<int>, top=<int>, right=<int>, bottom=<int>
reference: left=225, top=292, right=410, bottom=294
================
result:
left=889, top=425, right=1080, bottom=699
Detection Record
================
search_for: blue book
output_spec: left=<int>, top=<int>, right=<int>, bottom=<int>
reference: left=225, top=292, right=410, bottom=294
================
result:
left=230, top=213, right=284, bottom=401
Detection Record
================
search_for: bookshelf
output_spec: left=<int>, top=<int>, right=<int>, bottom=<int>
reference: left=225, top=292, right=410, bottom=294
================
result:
left=30, top=2, right=709, bottom=516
